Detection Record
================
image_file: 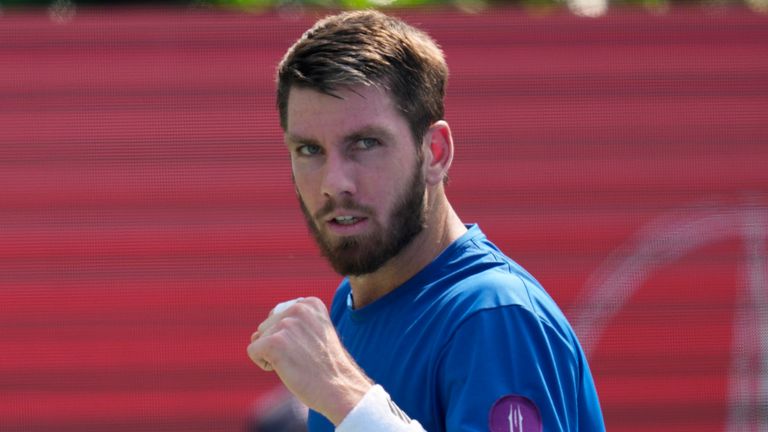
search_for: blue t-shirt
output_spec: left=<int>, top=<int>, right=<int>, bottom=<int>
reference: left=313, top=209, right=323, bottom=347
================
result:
left=308, top=224, right=605, bottom=431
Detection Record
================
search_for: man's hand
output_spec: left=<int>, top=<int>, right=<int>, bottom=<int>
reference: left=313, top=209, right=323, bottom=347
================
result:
left=247, top=297, right=373, bottom=426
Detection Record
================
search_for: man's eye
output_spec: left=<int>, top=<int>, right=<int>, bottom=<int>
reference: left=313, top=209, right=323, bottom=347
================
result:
left=297, top=144, right=322, bottom=156
left=355, top=138, right=379, bottom=150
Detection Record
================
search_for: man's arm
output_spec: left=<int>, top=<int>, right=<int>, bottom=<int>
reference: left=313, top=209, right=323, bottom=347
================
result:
left=435, top=304, right=605, bottom=431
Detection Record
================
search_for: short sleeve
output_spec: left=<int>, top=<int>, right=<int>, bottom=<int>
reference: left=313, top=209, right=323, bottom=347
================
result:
left=435, top=305, right=605, bottom=432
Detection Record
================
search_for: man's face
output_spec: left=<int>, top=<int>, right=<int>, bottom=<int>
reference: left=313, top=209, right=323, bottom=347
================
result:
left=284, top=85, right=426, bottom=276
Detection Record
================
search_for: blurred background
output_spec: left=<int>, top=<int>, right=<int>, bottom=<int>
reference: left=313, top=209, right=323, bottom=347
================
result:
left=1, top=0, right=767, bottom=431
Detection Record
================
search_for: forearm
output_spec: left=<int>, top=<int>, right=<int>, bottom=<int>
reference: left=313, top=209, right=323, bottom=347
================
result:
left=315, top=350, right=373, bottom=426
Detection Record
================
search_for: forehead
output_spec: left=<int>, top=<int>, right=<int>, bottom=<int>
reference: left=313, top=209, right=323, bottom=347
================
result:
left=285, top=84, right=410, bottom=142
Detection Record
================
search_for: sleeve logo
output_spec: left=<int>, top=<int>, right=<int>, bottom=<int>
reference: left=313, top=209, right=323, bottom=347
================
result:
left=489, top=395, right=542, bottom=432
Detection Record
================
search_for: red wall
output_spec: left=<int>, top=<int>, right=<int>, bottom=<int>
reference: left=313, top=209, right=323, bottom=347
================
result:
left=1, top=7, right=767, bottom=431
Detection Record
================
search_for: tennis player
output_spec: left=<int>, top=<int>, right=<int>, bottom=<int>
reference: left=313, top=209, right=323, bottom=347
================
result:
left=247, top=10, right=605, bottom=432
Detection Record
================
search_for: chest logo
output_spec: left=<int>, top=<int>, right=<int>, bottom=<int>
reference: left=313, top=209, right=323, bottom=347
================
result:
left=489, top=395, right=542, bottom=432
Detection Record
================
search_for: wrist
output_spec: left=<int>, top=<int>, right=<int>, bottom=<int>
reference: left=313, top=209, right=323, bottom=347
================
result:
left=335, top=385, right=424, bottom=432
left=322, top=370, right=373, bottom=426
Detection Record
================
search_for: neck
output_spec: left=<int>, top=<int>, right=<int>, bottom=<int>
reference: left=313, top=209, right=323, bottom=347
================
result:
left=348, top=196, right=466, bottom=309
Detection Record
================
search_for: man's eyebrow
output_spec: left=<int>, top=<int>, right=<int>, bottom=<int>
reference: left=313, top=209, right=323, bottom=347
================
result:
left=343, top=125, right=395, bottom=143
left=284, top=133, right=320, bottom=147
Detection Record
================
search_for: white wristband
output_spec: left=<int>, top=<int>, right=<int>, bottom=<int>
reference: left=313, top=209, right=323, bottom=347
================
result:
left=336, top=385, right=426, bottom=432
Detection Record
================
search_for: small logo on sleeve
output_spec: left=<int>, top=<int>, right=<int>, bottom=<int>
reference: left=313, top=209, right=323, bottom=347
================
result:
left=489, top=395, right=542, bottom=432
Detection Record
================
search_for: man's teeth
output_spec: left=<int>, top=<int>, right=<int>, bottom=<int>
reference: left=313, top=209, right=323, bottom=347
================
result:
left=335, top=216, right=358, bottom=225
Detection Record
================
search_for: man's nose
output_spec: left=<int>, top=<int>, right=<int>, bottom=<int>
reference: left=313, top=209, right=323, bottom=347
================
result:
left=321, top=153, right=357, bottom=198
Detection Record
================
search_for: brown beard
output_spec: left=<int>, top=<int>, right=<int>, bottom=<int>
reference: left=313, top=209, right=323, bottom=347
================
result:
left=297, top=159, right=426, bottom=276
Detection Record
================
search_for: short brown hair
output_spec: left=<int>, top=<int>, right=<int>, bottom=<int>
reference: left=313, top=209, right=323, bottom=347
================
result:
left=276, top=10, right=448, bottom=146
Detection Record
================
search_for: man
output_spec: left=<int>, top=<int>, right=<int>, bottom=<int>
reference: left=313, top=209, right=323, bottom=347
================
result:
left=247, top=10, right=605, bottom=432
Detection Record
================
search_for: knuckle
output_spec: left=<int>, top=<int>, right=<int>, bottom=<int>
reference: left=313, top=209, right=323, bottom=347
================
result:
left=246, top=340, right=262, bottom=361
left=256, top=320, right=268, bottom=334
left=306, top=296, right=325, bottom=308
left=297, top=297, right=327, bottom=316
left=265, top=327, right=289, bottom=351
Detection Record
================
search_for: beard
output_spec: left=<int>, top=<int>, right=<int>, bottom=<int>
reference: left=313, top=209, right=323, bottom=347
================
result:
left=297, top=160, right=426, bottom=276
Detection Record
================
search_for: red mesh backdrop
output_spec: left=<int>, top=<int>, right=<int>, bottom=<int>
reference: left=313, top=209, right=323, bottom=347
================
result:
left=1, top=7, right=767, bottom=432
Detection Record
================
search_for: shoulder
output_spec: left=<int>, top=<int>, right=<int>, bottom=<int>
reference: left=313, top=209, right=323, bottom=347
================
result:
left=434, top=235, right=564, bottom=332
left=427, top=231, right=580, bottom=358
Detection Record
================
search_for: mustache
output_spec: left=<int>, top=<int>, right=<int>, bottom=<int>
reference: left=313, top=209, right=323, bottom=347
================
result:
left=314, top=197, right=374, bottom=221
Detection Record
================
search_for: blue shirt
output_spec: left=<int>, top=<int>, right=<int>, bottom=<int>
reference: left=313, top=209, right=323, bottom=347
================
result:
left=308, top=224, right=605, bottom=431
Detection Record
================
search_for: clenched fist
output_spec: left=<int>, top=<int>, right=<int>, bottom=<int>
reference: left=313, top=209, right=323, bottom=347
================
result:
left=247, top=297, right=372, bottom=426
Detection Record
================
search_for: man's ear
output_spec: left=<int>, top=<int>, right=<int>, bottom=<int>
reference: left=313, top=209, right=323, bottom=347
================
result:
left=423, top=120, right=454, bottom=186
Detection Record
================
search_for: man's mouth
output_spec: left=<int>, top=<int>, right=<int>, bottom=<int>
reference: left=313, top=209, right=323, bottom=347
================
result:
left=331, top=215, right=365, bottom=226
